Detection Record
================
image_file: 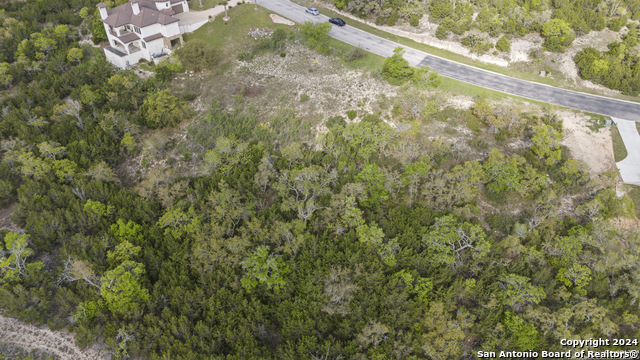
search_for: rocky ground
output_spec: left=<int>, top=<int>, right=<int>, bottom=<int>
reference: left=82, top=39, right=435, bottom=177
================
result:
left=0, top=313, right=108, bottom=360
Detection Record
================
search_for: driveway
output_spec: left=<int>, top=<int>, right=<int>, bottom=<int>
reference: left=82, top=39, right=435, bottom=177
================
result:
left=175, top=0, right=243, bottom=26
left=613, top=118, right=640, bottom=186
left=260, top=0, right=640, bottom=121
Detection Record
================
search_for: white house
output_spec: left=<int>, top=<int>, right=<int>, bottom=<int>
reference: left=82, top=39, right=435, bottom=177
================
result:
left=97, top=0, right=190, bottom=69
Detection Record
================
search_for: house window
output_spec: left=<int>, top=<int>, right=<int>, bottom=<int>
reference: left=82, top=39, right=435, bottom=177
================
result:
left=141, top=41, right=146, bottom=49
left=133, top=26, right=141, bottom=34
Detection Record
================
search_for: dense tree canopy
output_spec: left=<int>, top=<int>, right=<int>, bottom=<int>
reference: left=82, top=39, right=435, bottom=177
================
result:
left=0, top=0, right=638, bottom=359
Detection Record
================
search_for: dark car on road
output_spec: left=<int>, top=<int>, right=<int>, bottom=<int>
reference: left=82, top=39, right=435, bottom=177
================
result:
left=328, top=18, right=346, bottom=26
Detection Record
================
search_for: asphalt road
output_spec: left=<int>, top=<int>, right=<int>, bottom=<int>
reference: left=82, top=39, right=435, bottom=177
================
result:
left=261, top=0, right=640, bottom=121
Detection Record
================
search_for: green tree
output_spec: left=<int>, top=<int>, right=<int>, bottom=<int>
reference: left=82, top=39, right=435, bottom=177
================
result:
left=542, top=19, right=575, bottom=52
left=499, top=274, right=546, bottom=311
left=423, top=215, right=489, bottom=267
left=483, top=149, right=524, bottom=194
left=18, top=151, right=52, bottom=180
left=92, top=10, right=108, bottom=43
left=356, top=163, right=389, bottom=206
left=157, top=203, right=202, bottom=238
left=276, top=165, right=337, bottom=221
left=139, top=89, right=192, bottom=129
left=496, top=35, right=511, bottom=52
left=382, top=47, right=415, bottom=85
left=67, top=47, right=83, bottom=63
left=429, top=0, right=454, bottom=20
left=421, top=302, right=467, bottom=360
left=503, top=311, right=539, bottom=350
left=357, top=223, right=399, bottom=266
left=0, top=232, right=38, bottom=281
left=556, top=263, right=591, bottom=295
left=100, top=260, right=149, bottom=317
left=300, top=21, right=332, bottom=54
left=241, top=246, right=289, bottom=292
left=531, top=124, right=562, bottom=165
left=120, top=132, right=137, bottom=152
left=202, top=136, right=249, bottom=176
left=0, top=62, right=12, bottom=87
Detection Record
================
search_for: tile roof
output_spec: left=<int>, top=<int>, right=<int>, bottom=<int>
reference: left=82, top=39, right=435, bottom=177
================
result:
left=143, top=33, right=164, bottom=42
left=102, top=0, right=180, bottom=28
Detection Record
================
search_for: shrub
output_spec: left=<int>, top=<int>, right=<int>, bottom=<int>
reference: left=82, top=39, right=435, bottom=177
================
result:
left=346, top=110, right=357, bottom=120
left=326, top=115, right=346, bottom=129
left=542, top=19, right=575, bottom=53
left=409, top=14, right=420, bottom=27
left=300, top=93, right=310, bottom=102
left=435, top=18, right=454, bottom=39
left=238, top=52, right=253, bottom=61
left=300, top=21, right=331, bottom=54
left=429, top=0, right=454, bottom=20
left=0, top=179, right=14, bottom=206
left=496, top=35, right=511, bottom=52
left=140, top=89, right=193, bottom=129
left=175, top=39, right=219, bottom=72
left=382, top=47, right=414, bottom=85
left=346, top=47, right=366, bottom=62
left=387, top=10, right=399, bottom=25
left=607, top=16, right=628, bottom=32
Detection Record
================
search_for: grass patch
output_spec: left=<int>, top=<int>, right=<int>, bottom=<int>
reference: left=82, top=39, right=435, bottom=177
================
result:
left=188, top=0, right=221, bottom=10
left=611, top=125, right=628, bottom=162
left=586, top=113, right=608, bottom=132
left=291, top=0, right=640, bottom=103
left=183, top=5, right=289, bottom=60
left=625, top=185, right=640, bottom=219
left=181, top=4, right=564, bottom=116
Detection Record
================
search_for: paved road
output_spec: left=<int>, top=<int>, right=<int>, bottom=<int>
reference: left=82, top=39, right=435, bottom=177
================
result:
left=613, top=118, right=640, bottom=185
left=261, top=0, right=640, bottom=121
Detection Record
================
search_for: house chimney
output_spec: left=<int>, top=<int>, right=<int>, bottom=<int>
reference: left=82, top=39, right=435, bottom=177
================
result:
left=97, top=3, right=108, bottom=20
left=132, top=0, right=140, bottom=15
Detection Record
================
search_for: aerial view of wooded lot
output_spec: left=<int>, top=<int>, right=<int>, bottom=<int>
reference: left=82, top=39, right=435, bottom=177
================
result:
left=0, top=0, right=639, bottom=359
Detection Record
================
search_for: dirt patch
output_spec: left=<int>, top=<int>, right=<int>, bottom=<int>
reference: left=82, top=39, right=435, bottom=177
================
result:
left=270, top=14, right=295, bottom=26
left=509, top=33, right=543, bottom=63
left=229, top=43, right=398, bottom=119
left=611, top=216, right=640, bottom=229
left=0, top=204, right=24, bottom=234
left=444, top=94, right=475, bottom=109
left=557, top=109, right=616, bottom=174
left=0, top=314, right=108, bottom=360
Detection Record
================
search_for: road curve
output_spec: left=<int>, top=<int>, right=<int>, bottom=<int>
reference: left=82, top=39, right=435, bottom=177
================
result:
left=261, top=0, right=640, bottom=121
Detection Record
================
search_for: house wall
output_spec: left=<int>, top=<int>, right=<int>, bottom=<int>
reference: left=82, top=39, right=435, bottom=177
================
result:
left=104, top=49, right=128, bottom=69
left=141, top=23, right=161, bottom=38
left=103, top=23, right=117, bottom=44
left=155, top=1, right=171, bottom=10
left=179, top=19, right=207, bottom=34
left=103, top=48, right=146, bottom=69
left=161, top=22, right=180, bottom=37
left=145, top=38, right=165, bottom=57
